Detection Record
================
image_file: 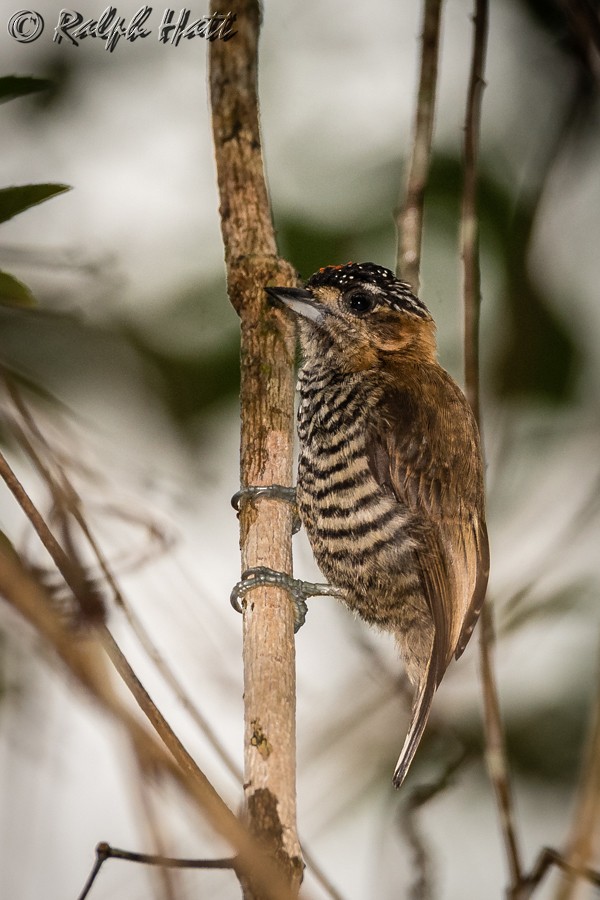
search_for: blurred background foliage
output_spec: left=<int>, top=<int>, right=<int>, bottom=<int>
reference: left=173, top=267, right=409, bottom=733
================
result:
left=1, top=0, right=599, bottom=898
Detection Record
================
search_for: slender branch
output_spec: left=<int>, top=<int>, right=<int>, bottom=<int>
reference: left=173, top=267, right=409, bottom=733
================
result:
left=76, top=851, right=104, bottom=900
left=208, top=1, right=302, bottom=895
left=478, top=606, right=523, bottom=890
left=513, top=847, right=600, bottom=900
left=396, top=0, right=444, bottom=292
left=99, top=625, right=219, bottom=786
left=99, top=844, right=237, bottom=868
left=77, top=842, right=238, bottom=900
left=0, top=448, right=96, bottom=613
left=460, top=0, right=524, bottom=892
left=461, top=0, right=487, bottom=427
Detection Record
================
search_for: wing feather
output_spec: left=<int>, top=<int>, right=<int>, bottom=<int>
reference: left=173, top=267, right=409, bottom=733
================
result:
left=367, top=370, right=488, bottom=785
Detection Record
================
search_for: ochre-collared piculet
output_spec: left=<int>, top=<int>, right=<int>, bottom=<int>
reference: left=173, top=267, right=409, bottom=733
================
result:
left=256, top=261, right=490, bottom=787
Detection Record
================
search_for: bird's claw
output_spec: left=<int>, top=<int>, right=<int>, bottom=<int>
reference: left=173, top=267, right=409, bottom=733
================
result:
left=230, top=566, right=309, bottom=632
left=231, top=485, right=301, bottom=534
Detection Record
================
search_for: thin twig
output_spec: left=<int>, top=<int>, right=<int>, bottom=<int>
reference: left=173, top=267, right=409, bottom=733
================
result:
left=478, top=607, right=523, bottom=890
left=460, top=0, right=524, bottom=892
left=396, top=0, right=444, bottom=292
left=76, top=852, right=104, bottom=900
left=114, top=592, right=244, bottom=780
left=99, top=842, right=238, bottom=868
left=0, top=448, right=91, bottom=604
left=98, top=625, right=221, bottom=794
left=461, top=0, right=487, bottom=427
left=77, top=847, right=236, bottom=900
left=77, top=842, right=238, bottom=900
left=85, top=615, right=285, bottom=896
left=512, top=847, right=600, bottom=900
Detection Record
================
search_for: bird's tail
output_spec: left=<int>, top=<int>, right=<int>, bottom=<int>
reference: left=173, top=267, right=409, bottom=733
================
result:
left=392, top=653, right=438, bottom=788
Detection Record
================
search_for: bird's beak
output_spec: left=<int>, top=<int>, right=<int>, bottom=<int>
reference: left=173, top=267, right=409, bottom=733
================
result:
left=265, top=286, right=324, bottom=324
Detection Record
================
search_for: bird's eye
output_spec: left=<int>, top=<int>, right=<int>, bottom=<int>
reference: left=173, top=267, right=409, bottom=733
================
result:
left=347, top=292, right=375, bottom=314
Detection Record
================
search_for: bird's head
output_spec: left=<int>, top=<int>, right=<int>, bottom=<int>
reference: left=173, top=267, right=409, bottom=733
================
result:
left=266, top=262, right=437, bottom=373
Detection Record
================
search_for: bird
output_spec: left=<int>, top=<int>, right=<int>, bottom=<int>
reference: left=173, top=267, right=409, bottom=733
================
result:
left=265, top=261, right=489, bottom=788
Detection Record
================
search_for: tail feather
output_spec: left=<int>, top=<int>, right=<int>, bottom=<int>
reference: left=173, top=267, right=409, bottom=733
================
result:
left=392, top=655, right=438, bottom=788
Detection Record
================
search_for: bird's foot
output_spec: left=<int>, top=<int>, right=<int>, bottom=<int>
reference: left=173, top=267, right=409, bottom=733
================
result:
left=230, top=566, right=342, bottom=633
left=231, top=485, right=300, bottom=534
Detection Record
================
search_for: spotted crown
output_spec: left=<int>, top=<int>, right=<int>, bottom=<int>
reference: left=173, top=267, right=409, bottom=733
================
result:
left=306, top=262, right=431, bottom=320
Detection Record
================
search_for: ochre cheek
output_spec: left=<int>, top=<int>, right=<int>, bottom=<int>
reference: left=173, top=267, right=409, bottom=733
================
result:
left=373, top=319, right=437, bottom=358
left=372, top=326, right=408, bottom=352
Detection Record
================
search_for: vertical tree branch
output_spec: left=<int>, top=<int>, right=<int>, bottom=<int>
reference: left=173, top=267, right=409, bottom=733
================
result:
left=208, top=2, right=302, bottom=895
left=460, top=0, right=524, bottom=893
left=396, top=0, right=444, bottom=292
left=461, top=0, right=487, bottom=427
left=478, top=601, right=523, bottom=892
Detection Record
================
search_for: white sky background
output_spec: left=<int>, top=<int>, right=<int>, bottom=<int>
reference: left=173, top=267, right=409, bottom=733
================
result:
left=1, top=1, right=600, bottom=898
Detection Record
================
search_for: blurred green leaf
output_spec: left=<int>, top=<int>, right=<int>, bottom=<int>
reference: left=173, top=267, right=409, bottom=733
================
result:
left=0, top=75, right=52, bottom=105
left=127, top=328, right=240, bottom=430
left=114, top=278, right=241, bottom=431
left=0, top=271, right=36, bottom=306
left=0, top=184, right=71, bottom=225
left=0, top=306, right=144, bottom=400
left=0, top=300, right=240, bottom=437
left=0, top=270, right=36, bottom=308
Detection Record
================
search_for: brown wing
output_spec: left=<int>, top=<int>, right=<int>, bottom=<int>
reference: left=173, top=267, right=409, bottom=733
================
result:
left=367, top=372, right=487, bottom=669
left=367, top=370, right=488, bottom=786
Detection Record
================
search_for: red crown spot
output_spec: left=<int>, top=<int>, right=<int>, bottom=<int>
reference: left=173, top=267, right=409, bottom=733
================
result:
left=318, top=262, right=355, bottom=274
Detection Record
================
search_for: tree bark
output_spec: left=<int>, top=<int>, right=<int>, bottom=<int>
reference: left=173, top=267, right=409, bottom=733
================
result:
left=208, top=2, right=302, bottom=895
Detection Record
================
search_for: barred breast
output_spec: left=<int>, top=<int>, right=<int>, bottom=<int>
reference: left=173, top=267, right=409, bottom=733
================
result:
left=296, top=366, right=433, bottom=679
